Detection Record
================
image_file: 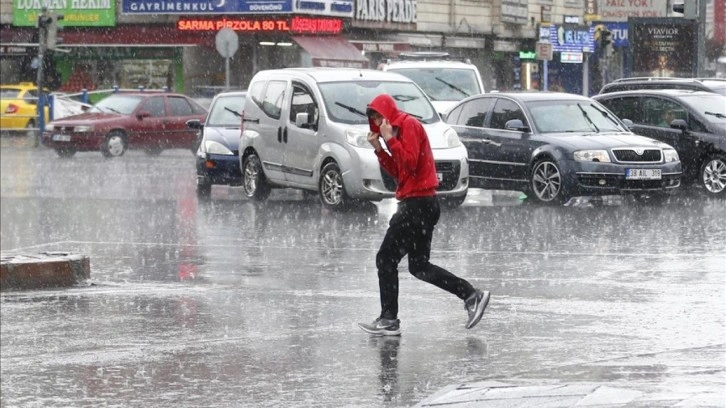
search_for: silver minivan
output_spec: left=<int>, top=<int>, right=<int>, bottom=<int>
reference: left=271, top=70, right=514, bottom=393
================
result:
left=239, top=68, right=469, bottom=210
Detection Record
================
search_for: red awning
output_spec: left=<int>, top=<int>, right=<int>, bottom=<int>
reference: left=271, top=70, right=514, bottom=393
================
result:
left=292, top=36, right=370, bottom=69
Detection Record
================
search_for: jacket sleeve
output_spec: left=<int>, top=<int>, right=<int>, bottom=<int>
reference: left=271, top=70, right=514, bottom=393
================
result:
left=386, top=118, right=421, bottom=177
left=376, top=149, right=398, bottom=177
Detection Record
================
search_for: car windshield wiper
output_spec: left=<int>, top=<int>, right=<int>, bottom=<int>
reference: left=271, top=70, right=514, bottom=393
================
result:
left=335, top=101, right=366, bottom=117
left=435, top=77, right=470, bottom=97
left=590, top=104, right=625, bottom=130
left=576, top=103, right=600, bottom=133
left=705, top=111, right=726, bottom=119
left=105, top=107, right=122, bottom=114
left=224, top=106, right=242, bottom=118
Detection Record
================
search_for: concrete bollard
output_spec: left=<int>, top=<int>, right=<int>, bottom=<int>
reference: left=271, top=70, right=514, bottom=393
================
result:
left=0, top=252, right=90, bottom=291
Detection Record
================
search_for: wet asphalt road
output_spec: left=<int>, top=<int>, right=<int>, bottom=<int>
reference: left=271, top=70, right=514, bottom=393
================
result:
left=1, top=145, right=725, bottom=407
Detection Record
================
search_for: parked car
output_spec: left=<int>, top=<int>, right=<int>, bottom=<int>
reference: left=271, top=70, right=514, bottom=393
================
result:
left=0, top=82, right=49, bottom=136
left=593, top=89, right=726, bottom=197
left=240, top=67, right=469, bottom=210
left=444, top=92, right=682, bottom=204
left=599, top=77, right=726, bottom=96
left=41, top=92, right=207, bottom=157
left=186, top=90, right=247, bottom=198
left=379, top=52, right=486, bottom=114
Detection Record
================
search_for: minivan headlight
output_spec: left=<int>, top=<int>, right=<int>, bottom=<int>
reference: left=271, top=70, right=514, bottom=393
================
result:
left=204, top=140, right=233, bottom=155
left=443, top=127, right=462, bottom=148
left=574, top=150, right=611, bottom=162
left=345, top=129, right=374, bottom=149
left=663, top=148, right=679, bottom=163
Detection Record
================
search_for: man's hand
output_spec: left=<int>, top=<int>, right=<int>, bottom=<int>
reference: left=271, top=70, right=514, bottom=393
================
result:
left=379, top=119, right=394, bottom=142
left=367, top=132, right=382, bottom=151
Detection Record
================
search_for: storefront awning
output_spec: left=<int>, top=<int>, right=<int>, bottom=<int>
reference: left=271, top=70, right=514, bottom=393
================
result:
left=292, top=36, right=369, bottom=69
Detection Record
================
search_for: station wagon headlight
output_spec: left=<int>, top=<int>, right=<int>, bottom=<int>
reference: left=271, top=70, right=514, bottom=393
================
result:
left=663, top=148, right=679, bottom=163
left=444, top=127, right=462, bottom=148
left=204, top=140, right=233, bottom=155
left=345, top=129, right=374, bottom=149
left=574, top=150, right=611, bottom=162
left=74, top=125, right=93, bottom=132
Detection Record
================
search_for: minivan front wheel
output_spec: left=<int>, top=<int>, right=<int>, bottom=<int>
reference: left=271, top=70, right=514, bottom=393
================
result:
left=242, top=153, right=271, bottom=201
left=700, top=154, right=726, bottom=197
left=319, top=162, right=349, bottom=210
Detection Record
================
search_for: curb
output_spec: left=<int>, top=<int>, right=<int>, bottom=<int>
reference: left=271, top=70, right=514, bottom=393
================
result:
left=0, top=252, right=90, bottom=290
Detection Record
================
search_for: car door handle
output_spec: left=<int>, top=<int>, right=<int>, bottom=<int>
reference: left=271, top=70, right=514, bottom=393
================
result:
left=282, top=127, right=288, bottom=143
left=277, top=127, right=282, bottom=143
left=243, top=117, right=259, bottom=124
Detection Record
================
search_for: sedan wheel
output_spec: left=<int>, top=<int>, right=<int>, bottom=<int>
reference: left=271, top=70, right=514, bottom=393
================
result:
left=242, top=153, right=271, bottom=201
left=700, top=155, right=726, bottom=196
left=319, top=162, right=348, bottom=209
left=102, top=131, right=126, bottom=157
left=531, top=159, right=566, bottom=203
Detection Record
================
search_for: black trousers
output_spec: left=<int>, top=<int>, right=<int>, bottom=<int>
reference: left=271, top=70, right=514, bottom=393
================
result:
left=376, top=195, right=475, bottom=320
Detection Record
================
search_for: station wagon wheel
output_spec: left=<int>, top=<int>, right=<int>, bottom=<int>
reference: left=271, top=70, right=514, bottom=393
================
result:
left=242, top=152, right=271, bottom=201
left=530, top=159, right=566, bottom=204
left=700, top=154, right=726, bottom=197
left=102, top=131, right=127, bottom=158
left=319, top=162, right=349, bottom=210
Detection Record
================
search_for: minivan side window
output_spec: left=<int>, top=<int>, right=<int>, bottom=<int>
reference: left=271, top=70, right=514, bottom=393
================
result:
left=289, top=83, right=318, bottom=126
left=248, top=81, right=265, bottom=108
left=599, top=96, right=640, bottom=123
left=261, top=80, right=286, bottom=119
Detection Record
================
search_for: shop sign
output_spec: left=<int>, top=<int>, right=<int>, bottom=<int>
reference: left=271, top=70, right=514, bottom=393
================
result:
left=293, top=0, right=353, bottom=17
left=629, top=18, right=696, bottom=77
left=314, top=59, right=368, bottom=69
left=597, top=0, right=667, bottom=21
left=355, top=0, right=417, bottom=23
left=177, top=17, right=343, bottom=34
left=548, top=24, right=595, bottom=53
left=122, top=0, right=292, bottom=14
left=493, top=40, right=519, bottom=52
left=13, top=0, right=116, bottom=27
left=0, top=45, right=32, bottom=56
left=560, top=51, right=583, bottom=63
left=68, top=47, right=178, bottom=59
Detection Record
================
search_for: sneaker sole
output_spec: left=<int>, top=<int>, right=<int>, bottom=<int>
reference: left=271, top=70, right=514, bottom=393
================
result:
left=466, top=291, right=491, bottom=329
left=358, top=322, right=402, bottom=336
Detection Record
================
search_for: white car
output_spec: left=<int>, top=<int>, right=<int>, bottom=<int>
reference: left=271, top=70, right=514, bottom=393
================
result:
left=381, top=53, right=485, bottom=114
left=239, top=68, right=469, bottom=210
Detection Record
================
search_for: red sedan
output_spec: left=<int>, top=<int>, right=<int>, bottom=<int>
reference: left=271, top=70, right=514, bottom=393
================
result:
left=41, top=92, right=207, bottom=157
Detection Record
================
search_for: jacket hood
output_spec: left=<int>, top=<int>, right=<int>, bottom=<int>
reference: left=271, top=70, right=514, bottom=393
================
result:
left=367, top=94, right=404, bottom=133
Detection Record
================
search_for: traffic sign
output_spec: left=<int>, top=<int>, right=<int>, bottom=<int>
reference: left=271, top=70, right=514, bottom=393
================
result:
left=215, top=28, right=239, bottom=58
left=536, top=41, right=553, bottom=61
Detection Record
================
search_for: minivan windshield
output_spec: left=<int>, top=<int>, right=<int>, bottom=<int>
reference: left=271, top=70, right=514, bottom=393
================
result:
left=318, top=80, right=438, bottom=125
left=680, top=94, right=726, bottom=123
left=386, top=68, right=481, bottom=102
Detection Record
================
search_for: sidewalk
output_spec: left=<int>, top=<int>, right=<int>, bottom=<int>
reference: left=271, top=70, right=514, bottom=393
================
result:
left=415, top=344, right=725, bottom=407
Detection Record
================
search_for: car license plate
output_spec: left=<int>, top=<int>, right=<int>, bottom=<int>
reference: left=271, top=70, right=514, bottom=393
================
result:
left=626, top=168, right=661, bottom=180
left=437, top=172, right=443, bottom=182
left=52, top=134, right=71, bottom=142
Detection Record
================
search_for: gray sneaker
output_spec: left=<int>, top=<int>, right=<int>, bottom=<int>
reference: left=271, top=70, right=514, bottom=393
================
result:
left=465, top=289, right=490, bottom=329
left=358, top=317, right=401, bottom=336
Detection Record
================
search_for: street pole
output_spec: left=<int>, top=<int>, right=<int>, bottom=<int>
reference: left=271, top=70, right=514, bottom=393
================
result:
left=697, top=0, right=707, bottom=76
left=35, top=7, right=48, bottom=147
left=582, top=52, right=589, bottom=96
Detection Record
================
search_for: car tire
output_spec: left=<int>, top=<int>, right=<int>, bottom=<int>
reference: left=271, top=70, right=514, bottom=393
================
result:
left=196, top=179, right=212, bottom=199
left=242, top=153, right=271, bottom=201
left=530, top=158, right=568, bottom=204
left=55, top=148, right=76, bottom=158
left=440, top=193, right=467, bottom=208
left=101, top=131, right=127, bottom=158
left=319, top=162, right=351, bottom=210
left=699, top=154, right=726, bottom=197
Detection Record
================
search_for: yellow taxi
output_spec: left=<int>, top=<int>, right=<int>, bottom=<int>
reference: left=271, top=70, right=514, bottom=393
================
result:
left=0, top=82, right=50, bottom=133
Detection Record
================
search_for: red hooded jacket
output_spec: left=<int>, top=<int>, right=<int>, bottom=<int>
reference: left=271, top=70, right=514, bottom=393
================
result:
left=368, top=94, right=439, bottom=200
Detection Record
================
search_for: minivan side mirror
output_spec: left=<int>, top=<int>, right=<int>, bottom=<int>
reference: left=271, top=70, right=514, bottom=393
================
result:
left=295, top=112, right=317, bottom=130
left=505, top=119, right=530, bottom=132
left=621, top=118, right=634, bottom=129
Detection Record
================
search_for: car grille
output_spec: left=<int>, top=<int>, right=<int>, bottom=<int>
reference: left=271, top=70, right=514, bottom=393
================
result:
left=612, top=148, right=662, bottom=163
left=380, top=161, right=461, bottom=192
